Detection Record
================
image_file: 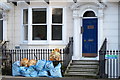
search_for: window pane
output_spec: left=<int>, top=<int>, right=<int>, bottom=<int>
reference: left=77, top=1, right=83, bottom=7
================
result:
left=52, top=8, right=63, bottom=23
left=23, top=9, right=28, bottom=24
left=24, top=25, right=28, bottom=40
left=0, top=13, right=2, bottom=19
left=32, top=8, right=46, bottom=24
left=83, top=11, right=95, bottom=17
left=32, top=25, right=47, bottom=40
left=52, top=25, right=62, bottom=40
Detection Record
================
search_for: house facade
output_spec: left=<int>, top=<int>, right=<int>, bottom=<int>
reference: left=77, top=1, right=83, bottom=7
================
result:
left=0, top=0, right=120, bottom=60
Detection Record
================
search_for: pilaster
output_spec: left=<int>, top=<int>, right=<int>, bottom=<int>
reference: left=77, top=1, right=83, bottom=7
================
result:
left=72, top=9, right=81, bottom=60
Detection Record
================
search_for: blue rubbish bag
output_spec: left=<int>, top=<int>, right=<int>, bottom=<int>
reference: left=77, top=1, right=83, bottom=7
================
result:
left=12, top=61, right=21, bottom=76
left=50, top=63, right=62, bottom=77
left=29, top=70, right=38, bottom=77
left=35, top=60, right=46, bottom=71
left=19, top=66, right=30, bottom=77
left=20, top=66, right=38, bottom=77
left=38, top=70, right=49, bottom=77
left=44, top=60, right=54, bottom=71
left=29, top=66, right=38, bottom=77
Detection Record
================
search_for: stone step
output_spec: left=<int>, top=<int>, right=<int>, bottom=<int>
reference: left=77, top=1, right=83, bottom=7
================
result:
left=65, top=72, right=97, bottom=76
left=72, top=60, right=99, bottom=63
left=70, top=64, right=98, bottom=69
left=68, top=68, right=98, bottom=72
left=64, top=60, right=99, bottom=78
left=72, top=61, right=99, bottom=65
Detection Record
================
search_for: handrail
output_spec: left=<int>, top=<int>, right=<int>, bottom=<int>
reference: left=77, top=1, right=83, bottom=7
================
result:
left=99, top=38, right=107, bottom=51
left=99, top=38, right=108, bottom=78
left=63, top=37, right=73, bottom=73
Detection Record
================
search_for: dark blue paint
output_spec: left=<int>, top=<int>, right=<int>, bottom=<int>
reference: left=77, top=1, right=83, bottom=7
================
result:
left=82, top=18, right=98, bottom=54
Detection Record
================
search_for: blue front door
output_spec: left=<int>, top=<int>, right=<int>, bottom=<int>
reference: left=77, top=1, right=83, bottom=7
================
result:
left=82, top=18, right=98, bottom=57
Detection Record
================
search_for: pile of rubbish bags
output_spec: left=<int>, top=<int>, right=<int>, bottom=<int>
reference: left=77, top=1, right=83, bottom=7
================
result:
left=12, top=60, right=62, bottom=77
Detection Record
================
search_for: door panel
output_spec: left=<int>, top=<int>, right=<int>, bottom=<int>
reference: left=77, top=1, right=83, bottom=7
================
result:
left=82, top=18, right=98, bottom=57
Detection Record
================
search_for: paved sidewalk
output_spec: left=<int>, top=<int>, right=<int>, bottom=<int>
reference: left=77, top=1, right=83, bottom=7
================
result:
left=1, top=76, right=120, bottom=80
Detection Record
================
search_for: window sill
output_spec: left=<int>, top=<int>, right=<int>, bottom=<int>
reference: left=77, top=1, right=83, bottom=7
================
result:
left=21, top=41, right=67, bottom=46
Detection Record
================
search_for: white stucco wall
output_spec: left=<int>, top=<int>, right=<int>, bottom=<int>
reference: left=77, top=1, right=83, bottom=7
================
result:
left=6, top=2, right=119, bottom=50
left=103, top=2, right=118, bottom=50
left=118, top=2, right=120, bottom=50
left=7, top=2, right=73, bottom=49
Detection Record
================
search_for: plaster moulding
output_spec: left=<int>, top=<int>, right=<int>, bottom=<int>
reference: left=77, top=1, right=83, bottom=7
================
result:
left=0, top=2, right=11, bottom=20
left=70, top=1, right=107, bottom=10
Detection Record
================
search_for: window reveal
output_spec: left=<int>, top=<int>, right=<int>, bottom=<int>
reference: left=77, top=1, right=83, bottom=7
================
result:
left=23, top=9, right=28, bottom=40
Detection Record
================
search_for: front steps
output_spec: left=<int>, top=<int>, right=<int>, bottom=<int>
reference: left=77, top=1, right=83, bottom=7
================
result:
left=64, top=60, right=99, bottom=78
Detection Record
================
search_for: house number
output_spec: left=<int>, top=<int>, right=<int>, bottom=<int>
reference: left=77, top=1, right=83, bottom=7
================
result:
left=88, top=25, right=94, bottom=29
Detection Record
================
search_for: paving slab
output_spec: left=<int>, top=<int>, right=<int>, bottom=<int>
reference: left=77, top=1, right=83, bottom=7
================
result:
left=1, top=76, right=120, bottom=80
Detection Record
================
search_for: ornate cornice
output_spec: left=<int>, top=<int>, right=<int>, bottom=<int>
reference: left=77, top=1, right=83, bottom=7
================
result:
left=96, top=0, right=107, bottom=9
left=70, top=1, right=107, bottom=10
left=70, top=3, right=81, bottom=10
left=0, top=2, right=10, bottom=11
left=0, top=2, right=11, bottom=20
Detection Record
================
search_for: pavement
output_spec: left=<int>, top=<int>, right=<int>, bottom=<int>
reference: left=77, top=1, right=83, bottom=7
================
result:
left=1, top=76, right=120, bottom=80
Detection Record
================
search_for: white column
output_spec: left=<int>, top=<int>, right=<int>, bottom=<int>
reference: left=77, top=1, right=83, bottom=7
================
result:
left=28, top=7, right=32, bottom=44
left=3, top=12, right=7, bottom=41
left=72, top=9, right=81, bottom=60
left=97, top=8, right=105, bottom=60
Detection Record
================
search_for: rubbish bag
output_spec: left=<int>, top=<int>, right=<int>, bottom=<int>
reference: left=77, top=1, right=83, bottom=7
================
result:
left=50, top=63, right=62, bottom=77
left=12, top=61, right=21, bottom=76
left=20, top=66, right=38, bottom=77
left=35, top=60, right=46, bottom=71
left=29, top=66, right=38, bottom=77
left=19, top=66, right=30, bottom=77
left=38, top=70, right=49, bottom=77
left=44, top=60, right=54, bottom=71
left=29, top=70, right=38, bottom=77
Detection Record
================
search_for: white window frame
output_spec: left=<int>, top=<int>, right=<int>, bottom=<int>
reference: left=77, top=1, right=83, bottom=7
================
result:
left=49, top=6, right=66, bottom=44
left=22, top=6, right=66, bottom=45
left=0, top=11, right=7, bottom=41
left=0, top=12, right=3, bottom=41
left=21, top=8, right=28, bottom=43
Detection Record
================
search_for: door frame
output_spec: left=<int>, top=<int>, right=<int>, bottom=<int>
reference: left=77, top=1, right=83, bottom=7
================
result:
left=81, top=17, right=98, bottom=60
left=71, top=3, right=105, bottom=60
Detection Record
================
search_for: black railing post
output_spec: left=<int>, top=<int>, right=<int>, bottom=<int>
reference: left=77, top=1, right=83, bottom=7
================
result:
left=10, top=50, right=12, bottom=75
left=99, top=38, right=108, bottom=78
left=63, top=37, right=73, bottom=73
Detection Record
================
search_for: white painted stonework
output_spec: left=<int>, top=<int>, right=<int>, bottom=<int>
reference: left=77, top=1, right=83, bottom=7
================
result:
left=70, top=2, right=106, bottom=60
left=0, top=1, right=119, bottom=60
left=0, top=2, right=10, bottom=41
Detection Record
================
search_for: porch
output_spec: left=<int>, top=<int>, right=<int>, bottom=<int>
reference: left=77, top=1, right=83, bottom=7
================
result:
left=0, top=37, right=120, bottom=79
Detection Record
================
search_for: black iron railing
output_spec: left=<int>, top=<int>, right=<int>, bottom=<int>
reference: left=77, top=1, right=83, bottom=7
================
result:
left=1, top=41, right=9, bottom=60
left=2, top=48, right=64, bottom=75
left=9, top=49, right=64, bottom=62
left=2, top=37, right=73, bottom=76
left=1, top=41, right=10, bottom=75
left=99, top=38, right=108, bottom=78
left=63, top=37, right=73, bottom=73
